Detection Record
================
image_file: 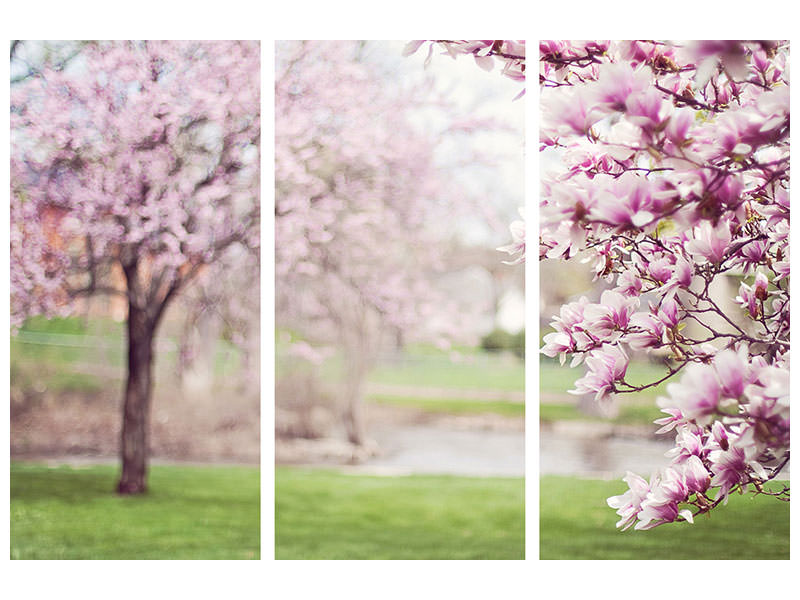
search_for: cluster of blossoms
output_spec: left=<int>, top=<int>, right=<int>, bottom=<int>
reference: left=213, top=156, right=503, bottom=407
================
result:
left=11, top=41, right=260, bottom=326
left=403, top=40, right=525, bottom=91
left=539, top=40, right=789, bottom=529
left=276, top=41, right=460, bottom=338
left=609, top=347, right=788, bottom=530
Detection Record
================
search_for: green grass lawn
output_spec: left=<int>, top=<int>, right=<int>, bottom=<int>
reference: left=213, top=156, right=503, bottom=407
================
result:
left=11, top=316, right=245, bottom=395
left=276, top=467, right=524, bottom=559
left=540, top=475, right=789, bottom=559
left=10, top=462, right=260, bottom=559
left=278, top=340, right=524, bottom=392
left=367, top=394, right=524, bottom=417
left=277, top=338, right=525, bottom=417
left=367, top=353, right=524, bottom=391
left=539, top=400, right=662, bottom=426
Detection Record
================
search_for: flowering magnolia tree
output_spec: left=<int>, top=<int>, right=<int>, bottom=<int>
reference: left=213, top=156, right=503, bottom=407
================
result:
left=277, top=41, right=485, bottom=446
left=539, top=40, right=789, bottom=530
left=11, top=40, right=260, bottom=494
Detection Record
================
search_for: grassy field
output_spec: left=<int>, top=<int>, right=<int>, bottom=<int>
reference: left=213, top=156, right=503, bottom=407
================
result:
left=276, top=467, right=524, bottom=559
left=367, top=394, right=524, bottom=417
left=540, top=475, right=789, bottom=559
left=10, top=462, right=260, bottom=560
left=276, top=336, right=525, bottom=416
left=367, top=352, right=524, bottom=391
left=539, top=399, right=662, bottom=426
left=276, top=338, right=525, bottom=392
left=11, top=316, right=245, bottom=396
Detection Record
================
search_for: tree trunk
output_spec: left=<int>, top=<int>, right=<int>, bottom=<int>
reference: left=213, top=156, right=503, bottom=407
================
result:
left=342, top=394, right=366, bottom=447
left=341, top=354, right=367, bottom=446
left=116, top=302, right=156, bottom=495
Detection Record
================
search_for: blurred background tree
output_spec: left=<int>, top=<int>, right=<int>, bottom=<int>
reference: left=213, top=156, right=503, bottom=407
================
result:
left=274, top=39, right=525, bottom=561
left=275, top=40, right=523, bottom=449
left=10, top=40, right=260, bottom=494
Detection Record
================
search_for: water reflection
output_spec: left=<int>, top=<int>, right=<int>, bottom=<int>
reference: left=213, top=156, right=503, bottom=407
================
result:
left=540, top=429, right=673, bottom=479
left=541, top=429, right=790, bottom=481
left=357, top=424, right=524, bottom=477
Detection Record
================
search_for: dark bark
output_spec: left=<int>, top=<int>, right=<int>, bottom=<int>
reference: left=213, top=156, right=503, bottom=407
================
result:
left=114, top=251, right=186, bottom=495
left=116, top=300, right=157, bottom=494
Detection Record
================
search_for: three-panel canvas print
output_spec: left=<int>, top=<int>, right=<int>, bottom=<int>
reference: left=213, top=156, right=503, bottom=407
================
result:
left=8, top=39, right=789, bottom=563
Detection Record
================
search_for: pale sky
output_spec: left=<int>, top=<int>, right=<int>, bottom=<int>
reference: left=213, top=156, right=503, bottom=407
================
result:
left=371, top=41, right=526, bottom=248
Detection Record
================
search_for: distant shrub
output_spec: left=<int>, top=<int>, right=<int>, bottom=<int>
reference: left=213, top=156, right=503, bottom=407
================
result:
left=511, top=330, right=525, bottom=359
left=275, top=372, right=336, bottom=440
left=481, top=328, right=524, bottom=359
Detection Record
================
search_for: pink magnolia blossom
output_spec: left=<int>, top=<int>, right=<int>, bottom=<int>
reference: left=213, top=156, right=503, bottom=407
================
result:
left=497, top=209, right=525, bottom=265
left=614, top=270, right=643, bottom=297
left=653, top=407, right=684, bottom=435
left=660, top=363, right=721, bottom=425
left=665, top=108, right=694, bottom=145
left=591, top=62, right=652, bottom=112
left=607, top=471, right=651, bottom=531
left=670, top=255, right=694, bottom=289
left=541, top=331, right=574, bottom=364
left=569, top=344, right=628, bottom=403
left=713, top=348, right=747, bottom=399
left=735, top=281, right=760, bottom=319
left=541, top=296, right=590, bottom=364
left=753, top=271, right=769, bottom=299
left=589, top=173, right=675, bottom=230
left=656, top=295, right=680, bottom=328
left=708, top=439, right=755, bottom=503
left=634, top=467, right=692, bottom=530
left=685, top=220, right=732, bottom=264
left=612, top=467, right=695, bottom=531
left=647, top=257, right=673, bottom=285
left=625, top=88, right=673, bottom=137
left=738, top=238, right=769, bottom=271
left=626, top=312, right=665, bottom=351
left=405, top=40, right=525, bottom=87
left=541, top=85, right=604, bottom=137
left=680, top=455, right=711, bottom=494
left=581, top=290, right=639, bottom=342
left=665, top=426, right=706, bottom=464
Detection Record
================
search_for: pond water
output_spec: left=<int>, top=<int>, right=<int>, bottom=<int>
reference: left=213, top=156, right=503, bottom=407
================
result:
left=357, top=423, right=671, bottom=479
left=541, top=428, right=790, bottom=480
left=347, top=423, right=789, bottom=481
left=540, top=429, right=673, bottom=479
left=356, top=424, right=525, bottom=477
